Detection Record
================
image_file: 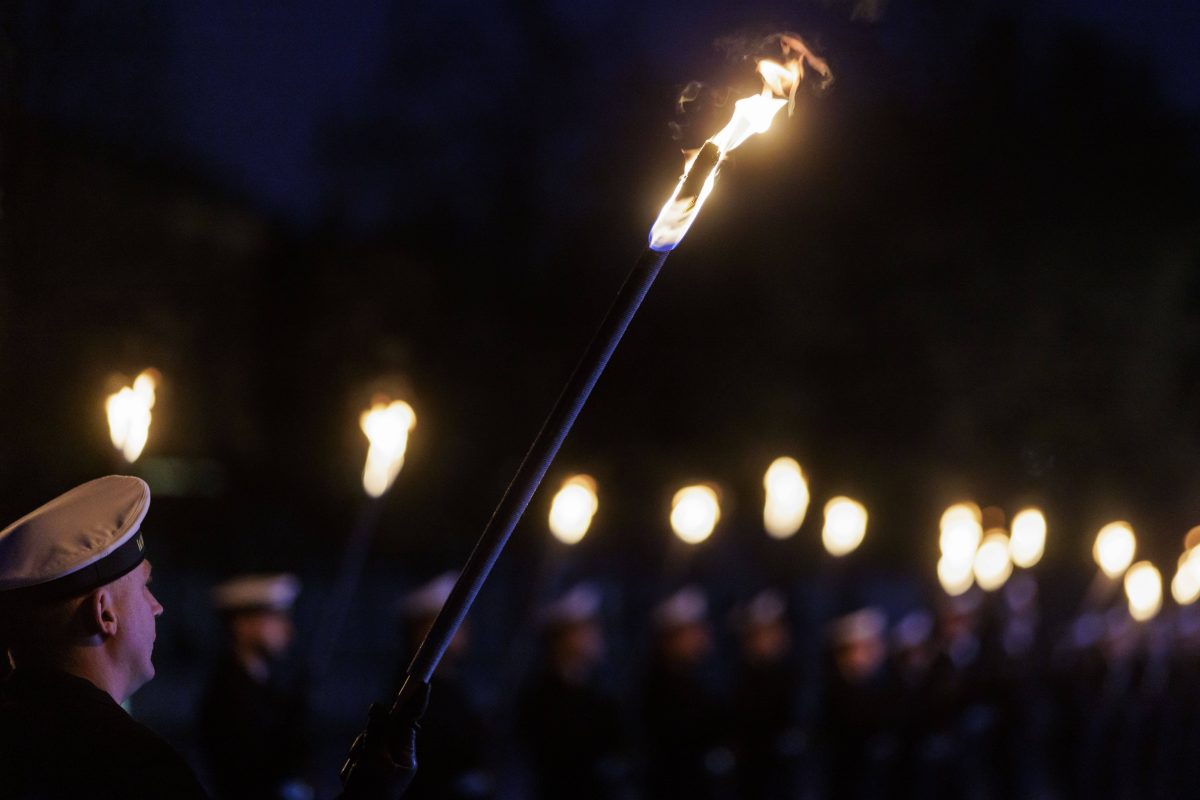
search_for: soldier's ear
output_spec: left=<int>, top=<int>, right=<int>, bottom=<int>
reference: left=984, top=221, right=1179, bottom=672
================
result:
left=90, top=587, right=119, bottom=638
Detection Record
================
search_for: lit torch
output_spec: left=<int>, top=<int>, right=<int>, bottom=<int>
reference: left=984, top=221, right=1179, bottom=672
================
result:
left=548, top=474, right=599, bottom=545
left=340, top=36, right=832, bottom=796
left=1009, top=507, right=1047, bottom=569
left=973, top=529, right=1013, bottom=592
left=1124, top=561, right=1162, bottom=622
left=671, top=484, right=722, bottom=545
left=650, top=37, right=831, bottom=252
left=822, top=496, right=867, bottom=557
left=360, top=399, right=417, bottom=498
left=1082, top=520, right=1137, bottom=609
left=105, top=369, right=158, bottom=464
left=310, top=397, right=417, bottom=679
left=937, top=502, right=982, bottom=596
left=763, top=456, right=810, bottom=539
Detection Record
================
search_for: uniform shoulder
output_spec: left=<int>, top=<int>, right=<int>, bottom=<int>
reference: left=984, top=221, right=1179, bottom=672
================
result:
left=0, top=669, right=209, bottom=799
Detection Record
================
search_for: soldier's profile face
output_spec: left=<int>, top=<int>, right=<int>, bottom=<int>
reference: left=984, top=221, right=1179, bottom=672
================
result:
left=113, top=560, right=163, bottom=696
left=231, top=608, right=295, bottom=659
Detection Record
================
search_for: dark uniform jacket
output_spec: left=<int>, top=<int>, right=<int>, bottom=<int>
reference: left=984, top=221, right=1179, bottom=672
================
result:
left=518, top=668, right=629, bottom=800
left=197, top=655, right=309, bottom=800
left=641, top=660, right=734, bottom=800
left=0, top=667, right=209, bottom=799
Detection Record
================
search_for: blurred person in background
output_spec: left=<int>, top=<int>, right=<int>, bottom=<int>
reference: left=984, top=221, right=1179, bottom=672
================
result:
left=0, top=476, right=209, bottom=798
left=517, top=583, right=630, bottom=800
left=820, top=607, right=897, bottom=800
left=394, top=572, right=495, bottom=800
left=922, top=590, right=1006, bottom=799
left=197, top=573, right=312, bottom=800
left=1155, top=607, right=1200, bottom=798
left=729, top=589, right=806, bottom=800
left=641, top=585, right=735, bottom=800
left=1047, top=609, right=1108, bottom=797
left=992, top=574, right=1051, bottom=798
left=1074, top=609, right=1153, bottom=800
left=888, top=609, right=939, bottom=797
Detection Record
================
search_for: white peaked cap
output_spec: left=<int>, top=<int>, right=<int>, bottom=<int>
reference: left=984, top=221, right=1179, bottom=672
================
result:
left=738, top=589, right=787, bottom=628
left=654, top=585, right=708, bottom=630
left=211, top=573, right=300, bottom=613
left=400, top=572, right=457, bottom=619
left=831, top=607, right=887, bottom=644
left=539, top=583, right=603, bottom=628
left=0, top=476, right=150, bottom=600
left=892, top=610, right=934, bottom=649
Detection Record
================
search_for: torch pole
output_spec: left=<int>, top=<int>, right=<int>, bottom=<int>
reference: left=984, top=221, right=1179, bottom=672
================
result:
left=410, top=244, right=664, bottom=679
left=338, top=245, right=671, bottom=796
left=310, top=498, right=384, bottom=680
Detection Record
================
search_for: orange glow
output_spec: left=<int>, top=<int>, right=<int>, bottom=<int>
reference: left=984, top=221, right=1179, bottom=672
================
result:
left=1185, top=526, right=1200, bottom=552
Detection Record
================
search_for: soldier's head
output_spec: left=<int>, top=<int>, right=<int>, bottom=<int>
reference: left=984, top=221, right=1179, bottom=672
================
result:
left=0, top=476, right=163, bottom=703
left=830, top=607, right=887, bottom=684
left=734, top=589, right=791, bottom=664
left=211, top=574, right=299, bottom=664
left=539, top=584, right=605, bottom=680
left=653, top=586, right=713, bottom=667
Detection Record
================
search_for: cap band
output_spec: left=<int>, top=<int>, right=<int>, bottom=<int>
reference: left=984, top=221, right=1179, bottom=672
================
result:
left=0, top=531, right=146, bottom=604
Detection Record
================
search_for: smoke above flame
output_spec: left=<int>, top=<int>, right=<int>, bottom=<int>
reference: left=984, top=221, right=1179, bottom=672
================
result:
left=649, top=33, right=831, bottom=252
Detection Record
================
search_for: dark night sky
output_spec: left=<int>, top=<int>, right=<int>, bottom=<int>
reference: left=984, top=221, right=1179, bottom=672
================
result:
left=3, top=0, right=1200, bottom=580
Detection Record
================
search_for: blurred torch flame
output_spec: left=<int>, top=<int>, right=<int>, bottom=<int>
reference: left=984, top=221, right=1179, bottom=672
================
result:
left=1094, top=521, right=1136, bottom=579
left=939, top=503, right=983, bottom=564
left=671, top=484, right=721, bottom=544
left=1125, top=561, right=1162, bottom=622
left=1009, top=508, right=1047, bottom=569
left=105, top=369, right=158, bottom=464
left=360, top=399, right=416, bottom=498
left=938, top=555, right=975, bottom=597
left=649, top=35, right=830, bottom=252
left=974, top=530, right=1013, bottom=592
left=938, top=502, right=982, bottom=595
left=549, top=474, right=599, bottom=545
left=1172, top=547, right=1200, bottom=606
left=822, top=496, right=867, bottom=557
left=763, top=456, right=810, bottom=539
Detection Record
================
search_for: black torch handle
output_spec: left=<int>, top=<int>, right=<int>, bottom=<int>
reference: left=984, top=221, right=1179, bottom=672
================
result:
left=413, top=246, right=670, bottom=682
left=339, top=246, right=671, bottom=797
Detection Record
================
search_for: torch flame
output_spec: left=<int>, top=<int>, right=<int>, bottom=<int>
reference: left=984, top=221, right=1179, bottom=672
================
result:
left=1094, top=521, right=1136, bottom=579
left=762, top=456, right=810, bottom=539
left=822, top=496, right=867, bottom=557
left=549, top=474, right=599, bottom=545
left=1125, top=561, right=1162, bottom=622
left=106, top=369, right=158, bottom=463
left=360, top=399, right=417, bottom=498
left=1173, top=549, right=1200, bottom=606
left=648, top=36, right=828, bottom=252
left=671, top=484, right=721, bottom=544
left=973, top=530, right=1013, bottom=592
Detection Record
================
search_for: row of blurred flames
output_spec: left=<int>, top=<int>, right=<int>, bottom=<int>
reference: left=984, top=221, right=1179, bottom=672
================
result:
left=105, top=369, right=1191, bottom=623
